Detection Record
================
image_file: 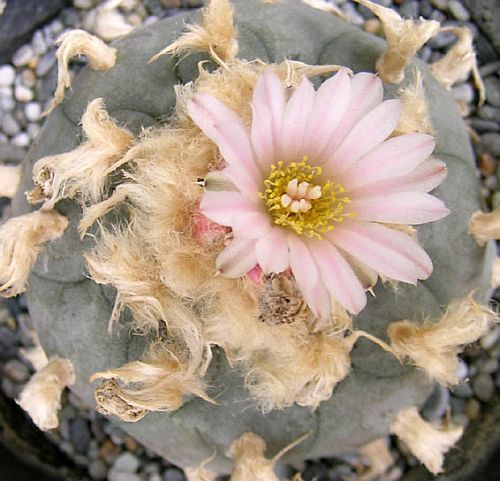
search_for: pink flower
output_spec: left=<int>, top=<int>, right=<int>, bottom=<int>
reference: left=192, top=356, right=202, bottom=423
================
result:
left=187, top=70, right=449, bottom=319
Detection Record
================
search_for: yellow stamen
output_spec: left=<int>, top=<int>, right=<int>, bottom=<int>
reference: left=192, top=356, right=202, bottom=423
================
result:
left=259, top=157, right=353, bottom=238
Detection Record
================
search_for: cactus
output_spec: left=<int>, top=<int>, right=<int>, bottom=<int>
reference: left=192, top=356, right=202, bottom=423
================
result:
left=7, top=0, right=497, bottom=476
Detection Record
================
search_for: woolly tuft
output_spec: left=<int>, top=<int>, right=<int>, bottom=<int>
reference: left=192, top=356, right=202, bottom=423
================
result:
left=356, top=438, right=394, bottom=481
left=149, top=0, right=238, bottom=67
left=354, top=0, right=439, bottom=84
left=395, top=69, right=433, bottom=135
left=0, top=165, right=21, bottom=198
left=44, top=30, right=117, bottom=115
left=430, top=27, right=485, bottom=106
left=16, top=357, right=75, bottom=431
left=468, top=209, right=500, bottom=246
left=185, top=467, right=217, bottom=481
left=0, top=210, right=68, bottom=297
left=20, top=343, right=50, bottom=372
left=390, top=406, right=463, bottom=474
left=387, top=295, right=498, bottom=385
left=90, top=340, right=211, bottom=419
left=302, top=0, right=344, bottom=18
left=29, top=98, right=134, bottom=209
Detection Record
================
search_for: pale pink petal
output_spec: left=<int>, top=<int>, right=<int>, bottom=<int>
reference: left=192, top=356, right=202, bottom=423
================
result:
left=302, top=278, right=332, bottom=322
left=308, top=238, right=367, bottom=314
left=231, top=210, right=272, bottom=239
left=350, top=158, right=448, bottom=198
left=200, top=191, right=260, bottom=226
left=216, top=238, right=257, bottom=278
left=188, top=93, right=260, bottom=179
left=302, top=69, right=352, bottom=159
left=339, top=249, right=379, bottom=291
left=325, top=99, right=402, bottom=175
left=255, top=227, right=289, bottom=273
left=317, top=72, right=383, bottom=164
left=349, top=192, right=450, bottom=225
left=251, top=72, right=286, bottom=171
left=280, top=78, right=316, bottom=163
left=222, top=165, right=261, bottom=199
left=288, top=234, right=318, bottom=293
left=339, top=133, right=435, bottom=190
left=328, top=222, right=433, bottom=283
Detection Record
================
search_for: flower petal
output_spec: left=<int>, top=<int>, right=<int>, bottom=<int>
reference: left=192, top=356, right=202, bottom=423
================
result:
left=340, top=133, right=436, bottom=190
left=328, top=222, right=433, bottom=283
left=222, top=165, right=261, bottom=199
left=201, top=191, right=259, bottom=226
left=349, top=192, right=450, bottom=225
left=281, top=77, right=316, bottom=163
left=255, top=227, right=289, bottom=273
left=308, top=238, right=367, bottom=314
left=350, top=158, right=448, bottom=198
left=188, top=93, right=260, bottom=178
left=326, top=99, right=402, bottom=175
left=317, top=72, right=383, bottom=165
left=216, top=238, right=257, bottom=278
left=231, top=210, right=272, bottom=239
left=302, top=278, right=332, bottom=323
left=288, top=234, right=318, bottom=293
left=251, top=72, right=286, bottom=171
left=302, top=69, right=352, bottom=160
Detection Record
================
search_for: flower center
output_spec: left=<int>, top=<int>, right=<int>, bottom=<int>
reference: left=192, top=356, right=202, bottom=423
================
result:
left=259, top=157, right=353, bottom=238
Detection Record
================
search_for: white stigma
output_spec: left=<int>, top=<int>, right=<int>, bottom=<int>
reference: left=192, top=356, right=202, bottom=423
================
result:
left=281, top=180, right=321, bottom=213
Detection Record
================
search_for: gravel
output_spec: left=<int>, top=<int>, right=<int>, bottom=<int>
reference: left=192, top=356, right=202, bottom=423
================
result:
left=0, top=65, right=15, bottom=87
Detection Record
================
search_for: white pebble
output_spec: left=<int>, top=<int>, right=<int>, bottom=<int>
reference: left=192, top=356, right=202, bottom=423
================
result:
left=25, top=102, right=41, bottom=122
left=11, top=132, right=30, bottom=147
left=32, top=30, right=48, bottom=56
left=456, top=359, right=468, bottom=381
left=448, top=0, right=470, bottom=21
left=0, top=65, right=16, bottom=87
left=27, top=123, right=41, bottom=139
left=480, top=326, right=500, bottom=350
left=14, top=85, right=34, bottom=103
left=1, top=114, right=20, bottom=136
left=0, top=96, right=15, bottom=112
left=73, top=0, right=95, bottom=9
left=12, top=45, right=34, bottom=68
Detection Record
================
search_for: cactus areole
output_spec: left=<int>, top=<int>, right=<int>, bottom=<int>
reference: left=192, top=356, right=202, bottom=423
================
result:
left=12, top=0, right=495, bottom=475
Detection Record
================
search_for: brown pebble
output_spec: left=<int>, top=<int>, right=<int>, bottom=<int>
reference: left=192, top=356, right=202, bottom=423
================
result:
left=364, top=18, right=382, bottom=35
left=479, top=153, right=497, bottom=176
left=160, top=0, right=181, bottom=7
left=124, top=435, right=139, bottom=452
left=98, top=439, right=120, bottom=465
left=465, top=398, right=481, bottom=421
left=27, top=58, right=38, bottom=70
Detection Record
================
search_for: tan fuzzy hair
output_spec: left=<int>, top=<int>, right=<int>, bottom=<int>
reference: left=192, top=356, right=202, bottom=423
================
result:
left=387, top=294, right=498, bottom=385
left=0, top=210, right=68, bottom=297
left=90, top=340, right=212, bottom=420
left=44, top=30, right=117, bottom=115
left=390, top=406, right=463, bottom=474
left=430, top=27, right=485, bottom=105
left=0, top=165, right=21, bottom=198
left=395, top=68, right=433, bottom=135
left=16, top=357, right=75, bottom=431
left=185, top=453, right=218, bottom=481
left=354, top=0, right=440, bottom=84
left=29, top=98, right=134, bottom=209
left=468, top=209, right=500, bottom=246
left=356, top=438, right=394, bottom=481
left=149, top=0, right=238, bottom=67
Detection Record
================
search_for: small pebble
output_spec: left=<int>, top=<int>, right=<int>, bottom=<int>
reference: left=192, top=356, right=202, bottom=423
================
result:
left=73, top=0, right=95, bottom=10
left=2, top=114, right=20, bottom=136
left=430, top=0, right=448, bottom=10
left=429, top=30, right=456, bottom=49
left=479, top=153, right=497, bottom=176
left=0, top=66, right=16, bottom=88
left=0, top=95, right=15, bottom=112
left=11, top=132, right=30, bottom=147
left=480, top=133, right=500, bottom=157
left=14, top=85, right=34, bottom=103
left=27, top=122, right=41, bottom=140
left=452, top=83, right=475, bottom=104
left=465, top=398, right=481, bottom=421
left=485, top=77, right=500, bottom=108
left=163, top=468, right=185, bottom=481
left=480, top=327, right=500, bottom=350
left=452, top=381, right=474, bottom=398
left=24, top=102, right=41, bottom=122
left=98, top=439, right=120, bottom=465
left=88, top=459, right=108, bottom=481
left=364, top=18, right=381, bottom=35
left=421, top=384, right=450, bottom=422
left=447, top=0, right=470, bottom=22
left=473, top=374, right=494, bottom=402
left=341, top=3, right=364, bottom=26
left=469, top=119, right=500, bottom=133
left=36, top=52, right=57, bottom=78
left=112, top=452, right=140, bottom=473
left=419, top=0, right=433, bottom=18
left=109, top=473, right=142, bottom=481
left=399, top=0, right=419, bottom=19
left=70, top=417, right=92, bottom=454
left=32, top=30, right=48, bottom=56
left=479, top=61, right=500, bottom=78
left=3, top=359, right=30, bottom=383
left=2, top=376, right=22, bottom=399
left=478, top=357, right=499, bottom=374
left=12, top=46, right=35, bottom=68
left=149, top=474, right=162, bottom=481
left=50, top=19, right=64, bottom=35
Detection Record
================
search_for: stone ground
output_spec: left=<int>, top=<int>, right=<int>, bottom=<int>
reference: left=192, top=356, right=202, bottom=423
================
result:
left=0, top=1, right=499, bottom=480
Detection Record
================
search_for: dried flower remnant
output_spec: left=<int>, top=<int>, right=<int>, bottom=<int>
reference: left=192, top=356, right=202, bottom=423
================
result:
left=430, top=27, right=485, bottom=106
left=16, top=357, right=75, bottom=431
left=0, top=165, right=21, bottom=198
left=390, top=407, right=463, bottom=474
left=356, top=438, right=394, bottom=481
left=354, top=0, right=439, bottom=84
left=44, top=30, right=117, bottom=115
left=388, top=295, right=498, bottom=385
left=30, top=98, right=133, bottom=209
left=468, top=208, right=500, bottom=246
left=189, top=69, right=449, bottom=320
left=0, top=210, right=68, bottom=297
left=149, top=0, right=238, bottom=66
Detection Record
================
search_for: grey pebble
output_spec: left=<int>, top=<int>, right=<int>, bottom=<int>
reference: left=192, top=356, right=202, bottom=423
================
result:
left=27, top=122, right=41, bottom=140
left=477, top=357, right=499, bottom=374
left=163, top=468, right=185, bottom=481
left=479, top=132, right=500, bottom=157
left=341, top=3, right=364, bottom=26
left=70, top=417, right=92, bottom=454
left=0, top=66, right=16, bottom=88
left=11, top=133, right=30, bottom=147
left=88, top=459, right=108, bottom=481
left=0, top=142, right=26, bottom=163
left=452, top=381, right=474, bottom=398
left=478, top=105, right=500, bottom=124
left=0, top=96, right=14, bottom=112
left=419, top=46, right=433, bottom=63
left=50, top=19, right=64, bottom=35
left=447, top=0, right=470, bottom=21
left=149, top=474, right=162, bottom=481
left=25, top=102, right=41, bottom=122
left=479, top=61, right=500, bottom=78
left=113, top=452, right=140, bottom=473
left=61, top=9, right=81, bottom=28
left=452, top=83, right=475, bottom=103
left=421, top=384, right=450, bottom=422
left=399, top=1, right=419, bottom=19
left=2, top=114, right=20, bottom=136
left=430, top=9, right=447, bottom=24
left=473, top=374, right=494, bottom=402
left=2, top=359, right=30, bottom=383
left=485, top=77, right=500, bottom=108
left=109, top=474, right=142, bottom=481
left=419, top=0, right=433, bottom=18
left=431, top=0, right=448, bottom=10
left=36, top=52, right=57, bottom=78
left=59, top=418, right=71, bottom=441
left=429, top=30, right=456, bottom=49
left=12, top=45, right=34, bottom=68
left=32, top=30, right=48, bottom=56
left=452, top=413, right=469, bottom=428
left=1, top=376, right=22, bottom=399
left=456, top=359, right=468, bottom=381
left=469, top=118, right=500, bottom=133
left=480, top=327, right=500, bottom=350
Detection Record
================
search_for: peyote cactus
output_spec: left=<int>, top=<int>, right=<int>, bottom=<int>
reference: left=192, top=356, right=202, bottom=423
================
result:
left=3, top=0, right=498, bottom=477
